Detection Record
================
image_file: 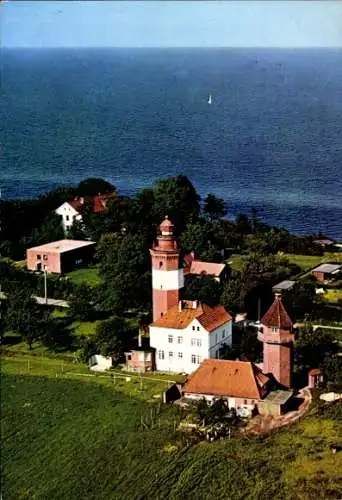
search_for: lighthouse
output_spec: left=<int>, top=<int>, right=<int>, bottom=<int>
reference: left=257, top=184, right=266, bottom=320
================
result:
left=149, top=216, right=184, bottom=322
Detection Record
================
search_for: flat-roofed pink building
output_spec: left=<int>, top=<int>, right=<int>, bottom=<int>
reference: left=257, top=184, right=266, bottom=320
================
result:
left=26, top=239, right=96, bottom=274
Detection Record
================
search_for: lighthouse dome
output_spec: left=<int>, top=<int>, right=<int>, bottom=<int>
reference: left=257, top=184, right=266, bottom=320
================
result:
left=160, top=216, right=174, bottom=235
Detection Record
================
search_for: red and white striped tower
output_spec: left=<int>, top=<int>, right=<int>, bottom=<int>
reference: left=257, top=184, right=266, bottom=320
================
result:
left=150, top=216, right=184, bottom=322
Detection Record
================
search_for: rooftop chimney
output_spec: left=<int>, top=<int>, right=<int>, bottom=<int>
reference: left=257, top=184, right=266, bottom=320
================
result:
left=192, top=300, right=198, bottom=309
left=179, top=300, right=183, bottom=312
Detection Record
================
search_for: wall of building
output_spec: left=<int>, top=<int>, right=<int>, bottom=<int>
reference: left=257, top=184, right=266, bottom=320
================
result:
left=60, top=245, right=95, bottom=273
left=125, top=350, right=154, bottom=372
left=209, top=322, right=232, bottom=358
left=263, top=342, right=292, bottom=388
left=182, top=392, right=257, bottom=416
left=313, top=271, right=326, bottom=282
left=27, top=249, right=61, bottom=273
left=149, top=318, right=232, bottom=374
left=55, top=203, right=82, bottom=232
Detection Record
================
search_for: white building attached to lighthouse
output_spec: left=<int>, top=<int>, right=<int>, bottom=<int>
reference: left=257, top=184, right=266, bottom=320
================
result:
left=149, top=217, right=233, bottom=374
left=149, top=299, right=232, bottom=374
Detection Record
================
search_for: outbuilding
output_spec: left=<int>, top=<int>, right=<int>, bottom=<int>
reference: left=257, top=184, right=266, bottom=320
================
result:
left=312, top=263, right=342, bottom=282
left=26, top=239, right=96, bottom=274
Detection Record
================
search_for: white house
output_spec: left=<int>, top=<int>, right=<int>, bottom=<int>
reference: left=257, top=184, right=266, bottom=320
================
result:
left=149, top=299, right=232, bottom=374
left=55, top=201, right=83, bottom=232
left=55, top=194, right=114, bottom=232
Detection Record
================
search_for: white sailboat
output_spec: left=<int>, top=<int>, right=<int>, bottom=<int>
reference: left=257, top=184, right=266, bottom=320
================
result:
left=208, top=93, right=212, bottom=105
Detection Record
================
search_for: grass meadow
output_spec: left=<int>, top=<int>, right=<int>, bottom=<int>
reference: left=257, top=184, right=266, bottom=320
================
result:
left=66, top=265, right=102, bottom=286
left=1, top=355, right=342, bottom=500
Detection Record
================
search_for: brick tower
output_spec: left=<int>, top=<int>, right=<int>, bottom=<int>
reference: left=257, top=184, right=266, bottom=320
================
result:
left=150, top=216, right=184, bottom=322
left=258, top=293, right=294, bottom=388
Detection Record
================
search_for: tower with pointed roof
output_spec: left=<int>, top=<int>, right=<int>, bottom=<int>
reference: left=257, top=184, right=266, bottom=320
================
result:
left=150, top=216, right=184, bottom=322
left=258, top=293, right=294, bottom=388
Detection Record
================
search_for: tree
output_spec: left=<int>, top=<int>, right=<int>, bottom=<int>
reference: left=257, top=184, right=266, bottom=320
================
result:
left=321, top=354, right=342, bottom=390
left=68, top=284, right=95, bottom=321
left=94, top=316, right=132, bottom=361
left=96, top=233, right=151, bottom=313
left=77, top=178, right=116, bottom=196
left=152, top=175, right=200, bottom=232
left=4, top=287, right=48, bottom=349
left=23, top=213, right=64, bottom=249
left=203, top=193, right=227, bottom=221
left=220, top=278, right=246, bottom=315
left=183, top=274, right=222, bottom=307
left=294, top=324, right=338, bottom=369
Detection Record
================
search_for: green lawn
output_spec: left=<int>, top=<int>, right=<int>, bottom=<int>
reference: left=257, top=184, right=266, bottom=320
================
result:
left=228, top=252, right=342, bottom=274
left=1, top=356, right=342, bottom=500
left=51, top=309, right=99, bottom=337
left=323, top=289, right=342, bottom=304
left=66, top=265, right=101, bottom=286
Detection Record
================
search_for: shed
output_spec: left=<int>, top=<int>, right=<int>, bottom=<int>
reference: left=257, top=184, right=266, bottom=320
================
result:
left=272, top=280, right=296, bottom=294
left=259, top=390, right=293, bottom=416
left=312, top=264, right=342, bottom=282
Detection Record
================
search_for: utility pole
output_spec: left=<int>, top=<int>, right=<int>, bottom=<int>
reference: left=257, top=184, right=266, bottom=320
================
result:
left=44, top=266, right=48, bottom=305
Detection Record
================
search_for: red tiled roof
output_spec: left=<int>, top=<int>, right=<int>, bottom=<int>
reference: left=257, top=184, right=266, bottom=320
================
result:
left=182, top=359, right=270, bottom=399
left=151, top=300, right=232, bottom=332
left=67, top=194, right=114, bottom=214
left=190, top=261, right=226, bottom=277
left=261, top=295, right=292, bottom=328
left=308, top=368, right=322, bottom=376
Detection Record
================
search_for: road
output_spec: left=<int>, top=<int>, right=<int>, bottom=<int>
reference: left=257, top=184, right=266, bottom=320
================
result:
left=0, top=291, right=69, bottom=308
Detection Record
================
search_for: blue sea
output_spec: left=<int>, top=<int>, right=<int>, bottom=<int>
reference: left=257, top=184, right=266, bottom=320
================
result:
left=1, top=48, right=342, bottom=238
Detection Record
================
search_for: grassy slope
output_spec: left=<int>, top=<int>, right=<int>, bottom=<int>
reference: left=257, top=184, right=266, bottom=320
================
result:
left=1, top=359, right=342, bottom=500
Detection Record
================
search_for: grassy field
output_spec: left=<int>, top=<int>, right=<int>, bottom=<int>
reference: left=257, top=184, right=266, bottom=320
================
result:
left=1, top=356, right=342, bottom=500
left=228, top=252, right=342, bottom=274
left=66, top=265, right=101, bottom=286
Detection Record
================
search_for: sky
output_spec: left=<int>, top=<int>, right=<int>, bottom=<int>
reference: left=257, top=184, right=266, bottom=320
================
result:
left=2, top=1, right=342, bottom=48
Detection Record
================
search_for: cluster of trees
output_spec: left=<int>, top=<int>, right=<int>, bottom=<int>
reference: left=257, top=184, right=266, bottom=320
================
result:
left=0, top=178, right=116, bottom=260
left=2, top=175, right=340, bottom=374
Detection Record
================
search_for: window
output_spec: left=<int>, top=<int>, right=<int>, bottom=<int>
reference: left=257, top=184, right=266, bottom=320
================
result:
left=160, top=285, right=163, bottom=290
left=168, top=351, right=173, bottom=360
left=192, top=326, right=196, bottom=331
left=177, top=336, right=183, bottom=344
left=191, top=338, right=196, bottom=346
left=159, top=261, right=163, bottom=268
left=196, top=339, right=202, bottom=347
left=222, top=329, right=225, bottom=339
left=36, top=254, right=41, bottom=260
left=272, top=327, right=279, bottom=333
left=244, top=399, right=248, bottom=405
left=215, top=334, right=218, bottom=344
left=43, top=254, right=48, bottom=261
left=168, top=335, right=173, bottom=344
left=178, top=352, right=183, bottom=360
left=197, top=326, right=200, bottom=331
left=66, top=215, right=69, bottom=221
left=191, top=354, right=201, bottom=364
left=158, top=350, right=164, bottom=360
